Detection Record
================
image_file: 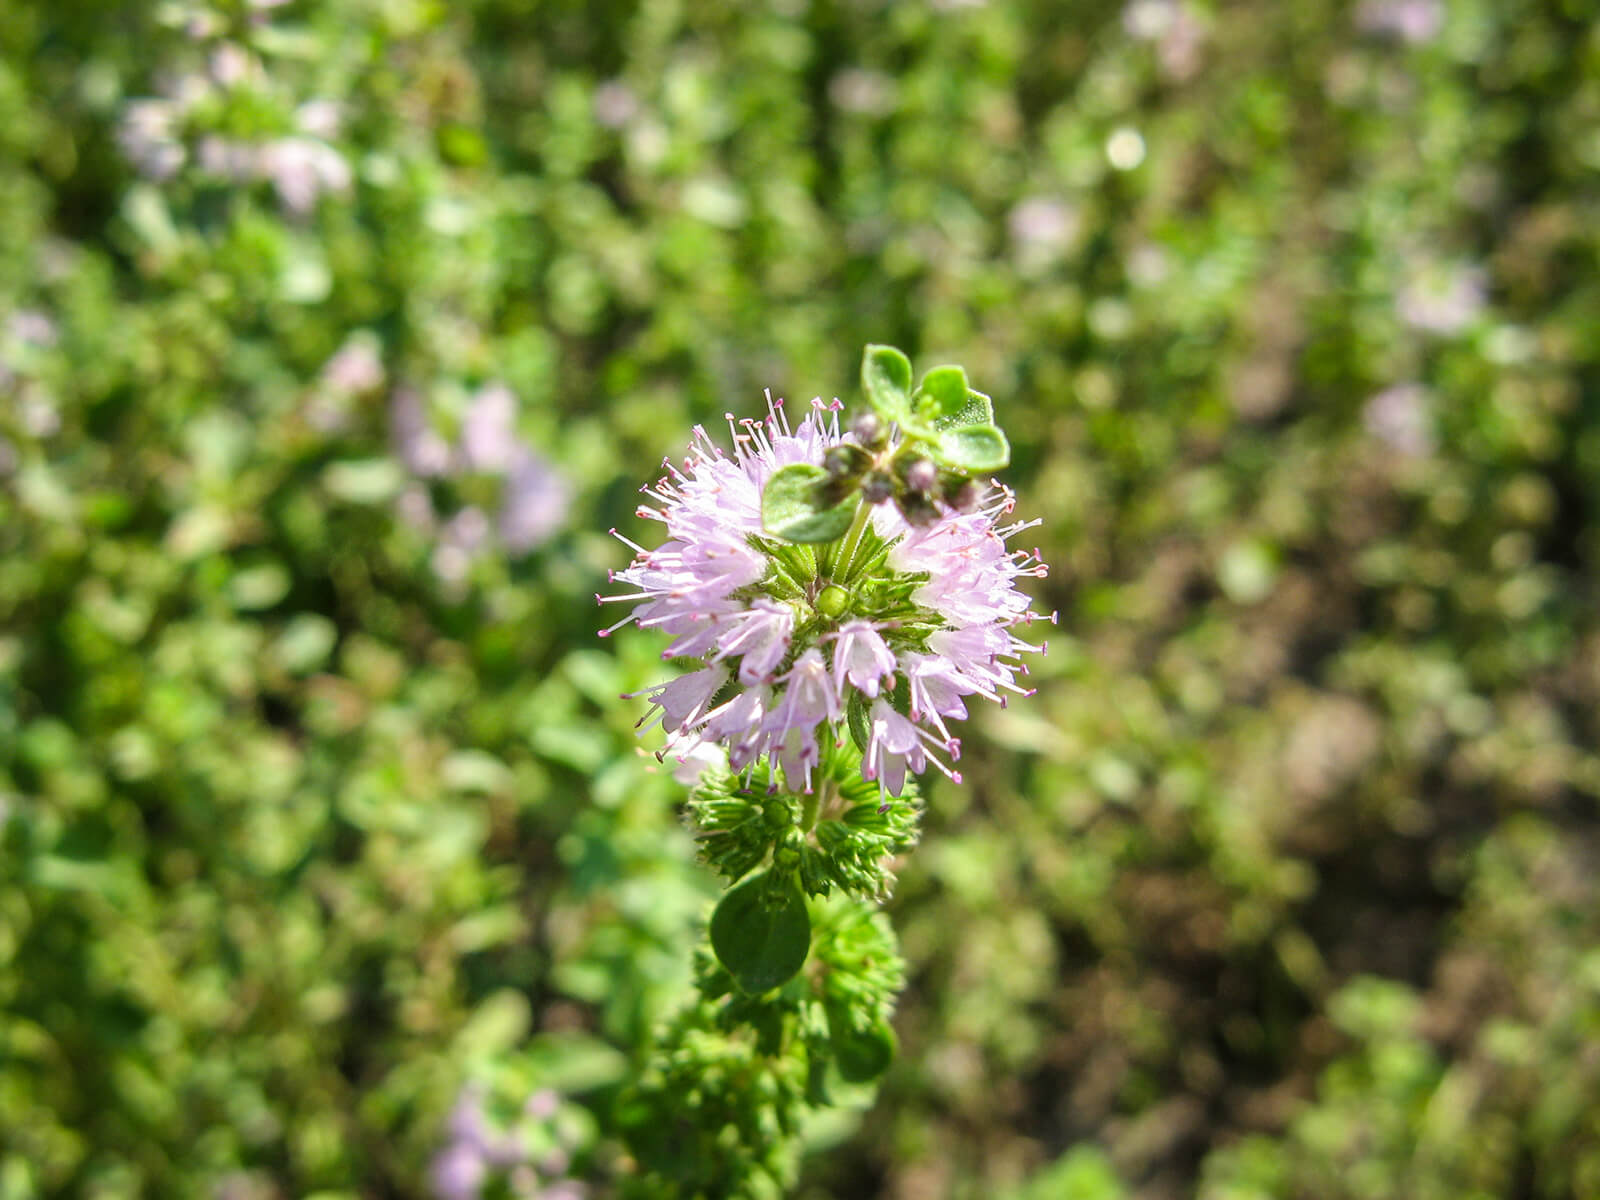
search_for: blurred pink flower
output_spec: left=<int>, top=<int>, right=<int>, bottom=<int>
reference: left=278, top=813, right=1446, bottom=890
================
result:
left=499, top=448, right=570, bottom=553
left=1356, top=0, right=1444, bottom=44
left=1364, top=383, right=1434, bottom=457
left=1398, top=261, right=1486, bottom=335
left=459, top=384, right=519, bottom=473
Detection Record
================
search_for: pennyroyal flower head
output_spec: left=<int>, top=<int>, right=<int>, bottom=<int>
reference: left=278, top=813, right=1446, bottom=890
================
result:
left=602, top=347, right=1049, bottom=797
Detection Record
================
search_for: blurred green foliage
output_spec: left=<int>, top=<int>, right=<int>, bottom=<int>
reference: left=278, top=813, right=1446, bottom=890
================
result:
left=2, top=0, right=1599, bottom=1196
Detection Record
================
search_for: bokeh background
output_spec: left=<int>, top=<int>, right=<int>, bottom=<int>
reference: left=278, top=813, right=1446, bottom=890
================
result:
left=4, top=0, right=1600, bottom=1197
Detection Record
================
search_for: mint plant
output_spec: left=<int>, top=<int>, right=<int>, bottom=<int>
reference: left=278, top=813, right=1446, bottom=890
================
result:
left=601, top=345, right=1048, bottom=1195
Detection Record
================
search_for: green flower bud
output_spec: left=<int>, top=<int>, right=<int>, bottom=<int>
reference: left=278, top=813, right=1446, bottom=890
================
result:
left=773, top=827, right=804, bottom=873
left=815, top=584, right=850, bottom=618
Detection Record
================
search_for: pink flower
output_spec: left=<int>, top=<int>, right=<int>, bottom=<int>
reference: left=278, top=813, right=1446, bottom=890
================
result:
left=273, top=137, right=351, bottom=215
left=460, top=384, right=519, bottom=473
left=1356, top=0, right=1443, bottom=44
left=1397, top=260, right=1486, bottom=336
left=321, top=336, right=384, bottom=395
left=700, top=686, right=773, bottom=771
left=500, top=448, right=570, bottom=552
left=630, top=665, right=728, bottom=733
left=712, top=597, right=795, bottom=684
left=862, top=698, right=959, bottom=796
left=902, top=652, right=970, bottom=739
left=763, top=650, right=840, bottom=790
left=391, top=387, right=453, bottom=477
left=831, top=619, right=896, bottom=699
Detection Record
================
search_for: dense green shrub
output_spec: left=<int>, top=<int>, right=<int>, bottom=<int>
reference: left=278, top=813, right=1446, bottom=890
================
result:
left=3, top=0, right=1598, bottom=1196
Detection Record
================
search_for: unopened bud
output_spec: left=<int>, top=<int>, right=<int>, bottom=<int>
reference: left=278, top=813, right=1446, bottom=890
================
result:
left=904, top=457, right=938, bottom=493
left=851, top=411, right=887, bottom=449
left=899, top=492, right=940, bottom=527
left=943, top=476, right=981, bottom=513
left=823, top=442, right=872, bottom=480
left=771, top=828, right=804, bottom=875
left=861, top=470, right=894, bottom=504
left=815, top=584, right=850, bottom=618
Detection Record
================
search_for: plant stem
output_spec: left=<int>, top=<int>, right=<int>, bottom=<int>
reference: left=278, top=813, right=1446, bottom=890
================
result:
left=833, top=498, right=874, bottom=585
left=800, top=787, right=821, bottom=833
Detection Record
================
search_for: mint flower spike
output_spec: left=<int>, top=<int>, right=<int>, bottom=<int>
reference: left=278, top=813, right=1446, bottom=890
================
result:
left=601, top=361, right=1050, bottom=798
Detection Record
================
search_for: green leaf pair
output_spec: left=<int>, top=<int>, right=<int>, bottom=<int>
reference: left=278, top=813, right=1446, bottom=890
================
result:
left=860, top=344, right=1010, bottom=473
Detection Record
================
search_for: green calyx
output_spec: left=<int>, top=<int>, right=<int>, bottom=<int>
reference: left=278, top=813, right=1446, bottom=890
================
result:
left=687, top=739, right=922, bottom=904
left=759, top=343, right=1010, bottom=544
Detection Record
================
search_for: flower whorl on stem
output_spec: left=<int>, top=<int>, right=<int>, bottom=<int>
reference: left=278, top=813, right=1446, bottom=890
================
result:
left=601, top=366, right=1048, bottom=797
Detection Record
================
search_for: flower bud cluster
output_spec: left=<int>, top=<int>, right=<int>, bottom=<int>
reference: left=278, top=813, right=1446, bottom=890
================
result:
left=818, top=412, right=979, bottom=526
left=687, top=741, right=921, bottom=900
left=601, top=393, right=1049, bottom=796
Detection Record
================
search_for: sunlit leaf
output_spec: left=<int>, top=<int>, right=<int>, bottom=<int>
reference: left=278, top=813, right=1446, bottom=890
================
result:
left=861, top=344, right=912, bottom=423
left=762, top=463, right=859, bottom=543
left=931, top=423, right=1010, bottom=472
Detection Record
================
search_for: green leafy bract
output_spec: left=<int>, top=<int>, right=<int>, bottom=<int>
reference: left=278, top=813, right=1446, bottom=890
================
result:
left=911, top=365, right=978, bottom=427
left=761, top=463, right=860, bottom=543
left=931, top=423, right=1010, bottom=472
left=861, top=344, right=913, bottom=423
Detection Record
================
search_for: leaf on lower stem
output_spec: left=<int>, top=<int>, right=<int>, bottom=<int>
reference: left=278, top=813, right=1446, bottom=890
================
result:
left=709, top=870, right=812, bottom=994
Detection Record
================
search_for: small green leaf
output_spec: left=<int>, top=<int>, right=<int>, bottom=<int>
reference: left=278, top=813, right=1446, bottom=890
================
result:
left=931, top=423, right=1010, bottom=472
left=846, top=691, right=872, bottom=753
left=523, top=1032, right=629, bottom=1093
left=829, top=1009, right=897, bottom=1083
left=762, top=463, right=859, bottom=543
left=227, top=562, right=291, bottom=611
left=710, top=871, right=811, bottom=993
left=861, top=344, right=912, bottom=422
left=912, top=365, right=969, bottom=423
left=455, top=989, right=531, bottom=1060
left=941, top=387, right=996, bottom=431
left=272, top=614, right=338, bottom=674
